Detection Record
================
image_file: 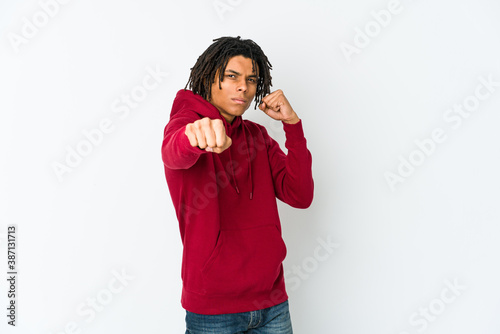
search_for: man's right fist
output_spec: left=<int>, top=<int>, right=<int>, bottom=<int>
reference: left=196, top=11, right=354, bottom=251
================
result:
left=185, top=117, right=232, bottom=153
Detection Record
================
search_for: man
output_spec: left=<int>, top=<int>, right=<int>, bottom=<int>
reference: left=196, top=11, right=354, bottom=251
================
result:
left=161, top=36, right=314, bottom=334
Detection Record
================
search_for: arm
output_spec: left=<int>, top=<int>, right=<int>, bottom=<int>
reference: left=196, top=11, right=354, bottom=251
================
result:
left=259, top=89, right=314, bottom=207
left=264, top=120, right=314, bottom=208
left=162, top=111, right=205, bottom=170
left=162, top=111, right=232, bottom=170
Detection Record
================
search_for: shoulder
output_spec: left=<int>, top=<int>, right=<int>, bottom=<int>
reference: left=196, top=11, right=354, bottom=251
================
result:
left=242, top=119, right=269, bottom=135
left=241, top=119, right=276, bottom=149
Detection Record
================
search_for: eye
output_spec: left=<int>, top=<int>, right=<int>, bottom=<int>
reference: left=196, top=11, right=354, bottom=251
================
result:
left=248, top=78, right=257, bottom=83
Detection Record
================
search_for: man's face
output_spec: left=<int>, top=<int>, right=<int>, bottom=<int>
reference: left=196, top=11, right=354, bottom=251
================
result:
left=209, top=55, right=258, bottom=123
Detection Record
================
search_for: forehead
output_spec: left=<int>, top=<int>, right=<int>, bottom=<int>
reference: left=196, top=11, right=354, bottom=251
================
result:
left=224, top=55, right=259, bottom=75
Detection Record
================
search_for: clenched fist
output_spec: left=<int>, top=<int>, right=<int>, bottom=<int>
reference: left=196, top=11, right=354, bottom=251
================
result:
left=185, top=117, right=232, bottom=153
left=259, top=89, right=300, bottom=124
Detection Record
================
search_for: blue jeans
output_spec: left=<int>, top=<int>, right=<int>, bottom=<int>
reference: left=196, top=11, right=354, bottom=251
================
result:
left=185, top=300, right=293, bottom=334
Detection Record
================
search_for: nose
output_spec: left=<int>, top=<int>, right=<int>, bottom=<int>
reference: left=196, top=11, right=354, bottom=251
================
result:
left=237, top=79, right=247, bottom=92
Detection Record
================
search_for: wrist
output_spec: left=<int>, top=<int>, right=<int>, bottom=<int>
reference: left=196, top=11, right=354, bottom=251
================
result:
left=283, top=116, right=300, bottom=125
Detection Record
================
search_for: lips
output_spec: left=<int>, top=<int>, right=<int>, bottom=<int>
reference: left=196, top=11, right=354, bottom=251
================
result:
left=232, top=98, right=247, bottom=105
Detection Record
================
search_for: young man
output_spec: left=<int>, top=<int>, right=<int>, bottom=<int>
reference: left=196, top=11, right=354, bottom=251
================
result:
left=161, top=36, right=314, bottom=334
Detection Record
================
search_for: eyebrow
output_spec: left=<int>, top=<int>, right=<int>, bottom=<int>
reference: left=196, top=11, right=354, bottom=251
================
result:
left=225, top=69, right=258, bottom=78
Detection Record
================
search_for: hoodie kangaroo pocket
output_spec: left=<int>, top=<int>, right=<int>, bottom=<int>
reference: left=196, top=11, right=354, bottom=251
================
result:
left=201, top=224, right=287, bottom=296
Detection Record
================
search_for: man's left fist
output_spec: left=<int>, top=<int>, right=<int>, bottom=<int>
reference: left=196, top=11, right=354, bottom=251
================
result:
left=259, top=89, right=300, bottom=124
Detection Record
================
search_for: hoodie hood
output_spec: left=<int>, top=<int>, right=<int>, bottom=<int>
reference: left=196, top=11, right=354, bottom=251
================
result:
left=171, top=89, right=254, bottom=199
left=170, top=89, right=220, bottom=119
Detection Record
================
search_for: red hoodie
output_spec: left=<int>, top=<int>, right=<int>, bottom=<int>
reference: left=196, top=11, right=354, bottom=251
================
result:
left=161, top=89, right=313, bottom=315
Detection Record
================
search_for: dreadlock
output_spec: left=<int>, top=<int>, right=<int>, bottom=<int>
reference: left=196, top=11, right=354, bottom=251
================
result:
left=184, top=36, right=273, bottom=109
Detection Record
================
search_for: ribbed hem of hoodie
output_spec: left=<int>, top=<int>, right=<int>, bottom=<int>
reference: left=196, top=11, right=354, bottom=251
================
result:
left=181, top=281, right=288, bottom=315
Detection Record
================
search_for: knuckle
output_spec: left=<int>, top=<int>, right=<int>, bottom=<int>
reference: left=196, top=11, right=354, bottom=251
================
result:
left=186, top=125, right=196, bottom=136
left=199, top=118, right=209, bottom=127
left=212, top=118, right=223, bottom=127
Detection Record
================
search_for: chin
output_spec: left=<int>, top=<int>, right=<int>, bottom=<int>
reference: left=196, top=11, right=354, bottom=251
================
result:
left=232, top=108, right=248, bottom=116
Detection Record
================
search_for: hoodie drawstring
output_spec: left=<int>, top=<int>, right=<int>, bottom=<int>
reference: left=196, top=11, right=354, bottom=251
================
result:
left=227, top=148, right=240, bottom=195
left=223, top=120, right=240, bottom=195
left=242, top=121, right=253, bottom=200
left=221, top=116, right=253, bottom=200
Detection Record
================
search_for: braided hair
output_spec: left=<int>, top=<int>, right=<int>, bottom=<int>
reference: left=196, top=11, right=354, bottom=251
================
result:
left=185, top=36, right=273, bottom=109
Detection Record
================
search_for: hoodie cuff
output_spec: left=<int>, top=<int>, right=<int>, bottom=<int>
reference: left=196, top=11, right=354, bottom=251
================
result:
left=283, top=119, right=306, bottom=148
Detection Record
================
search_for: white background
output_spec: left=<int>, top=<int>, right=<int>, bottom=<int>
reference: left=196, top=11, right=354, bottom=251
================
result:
left=1, top=0, right=500, bottom=333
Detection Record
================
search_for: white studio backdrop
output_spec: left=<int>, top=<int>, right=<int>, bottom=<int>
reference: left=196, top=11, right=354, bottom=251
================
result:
left=1, top=0, right=500, bottom=333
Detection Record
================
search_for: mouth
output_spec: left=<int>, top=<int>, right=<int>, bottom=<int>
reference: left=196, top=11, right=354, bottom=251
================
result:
left=232, top=98, right=247, bottom=105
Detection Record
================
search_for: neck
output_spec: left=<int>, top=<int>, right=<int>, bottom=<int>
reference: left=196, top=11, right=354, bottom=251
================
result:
left=220, top=113, right=235, bottom=124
